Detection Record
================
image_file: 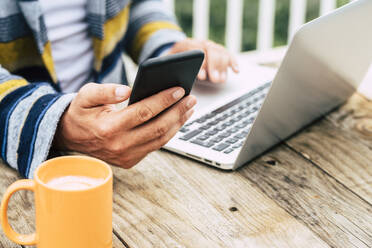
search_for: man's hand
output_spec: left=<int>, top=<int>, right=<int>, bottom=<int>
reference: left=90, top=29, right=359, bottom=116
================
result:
left=169, top=38, right=239, bottom=83
left=54, top=83, right=196, bottom=168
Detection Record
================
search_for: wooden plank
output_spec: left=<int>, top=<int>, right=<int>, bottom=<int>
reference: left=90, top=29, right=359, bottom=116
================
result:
left=240, top=145, right=372, bottom=248
left=192, top=0, right=209, bottom=40
left=0, top=162, right=126, bottom=248
left=111, top=152, right=328, bottom=248
left=257, top=0, right=276, bottom=51
left=225, top=0, right=243, bottom=53
left=286, top=94, right=372, bottom=203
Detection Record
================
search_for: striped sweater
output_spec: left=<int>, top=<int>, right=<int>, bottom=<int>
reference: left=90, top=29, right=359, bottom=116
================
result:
left=0, top=0, right=186, bottom=178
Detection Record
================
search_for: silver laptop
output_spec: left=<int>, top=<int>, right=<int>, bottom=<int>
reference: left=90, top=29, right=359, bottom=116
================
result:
left=164, top=0, right=372, bottom=170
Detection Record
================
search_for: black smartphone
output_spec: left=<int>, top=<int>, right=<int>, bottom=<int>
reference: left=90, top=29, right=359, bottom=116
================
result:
left=128, top=50, right=204, bottom=105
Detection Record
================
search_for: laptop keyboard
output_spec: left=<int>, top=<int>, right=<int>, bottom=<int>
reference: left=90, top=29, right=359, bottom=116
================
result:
left=178, top=82, right=272, bottom=154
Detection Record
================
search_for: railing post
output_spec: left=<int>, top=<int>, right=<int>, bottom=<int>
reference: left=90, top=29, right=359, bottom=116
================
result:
left=288, top=0, right=307, bottom=42
left=163, top=0, right=175, bottom=12
left=226, top=0, right=244, bottom=53
left=257, top=0, right=276, bottom=51
left=320, top=0, right=336, bottom=15
left=193, top=0, right=210, bottom=40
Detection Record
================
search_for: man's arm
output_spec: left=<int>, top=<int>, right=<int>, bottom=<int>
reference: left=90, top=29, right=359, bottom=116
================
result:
left=123, top=0, right=239, bottom=83
left=124, top=0, right=186, bottom=64
left=0, top=66, right=74, bottom=178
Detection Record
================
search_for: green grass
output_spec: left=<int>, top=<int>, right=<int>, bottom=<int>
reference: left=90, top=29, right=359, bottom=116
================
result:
left=174, top=0, right=349, bottom=51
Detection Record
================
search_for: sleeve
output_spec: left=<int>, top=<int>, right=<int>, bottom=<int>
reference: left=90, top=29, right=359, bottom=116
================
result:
left=124, top=0, right=187, bottom=63
left=0, top=66, right=75, bottom=178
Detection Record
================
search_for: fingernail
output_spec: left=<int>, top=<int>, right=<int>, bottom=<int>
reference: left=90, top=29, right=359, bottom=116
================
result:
left=212, top=70, right=220, bottom=81
left=115, top=86, right=128, bottom=98
left=173, top=88, right=185, bottom=100
left=186, top=96, right=197, bottom=108
left=221, top=72, right=227, bottom=81
left=186, top=109, right=194, bottom=119
left=233, top=63, right=240, bottom=72
left=199, top=69, right=206, bottom=80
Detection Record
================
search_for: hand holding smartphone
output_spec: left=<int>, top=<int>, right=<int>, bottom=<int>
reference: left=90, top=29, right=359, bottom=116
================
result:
left=128, top=50, right=205, bottom=105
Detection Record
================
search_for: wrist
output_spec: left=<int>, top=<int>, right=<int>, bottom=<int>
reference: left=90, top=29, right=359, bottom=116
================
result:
left=52, top=105, right=71, bottom=151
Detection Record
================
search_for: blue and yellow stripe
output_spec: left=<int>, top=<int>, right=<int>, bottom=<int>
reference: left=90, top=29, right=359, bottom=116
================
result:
left=0, top=0, right=186, bottom=178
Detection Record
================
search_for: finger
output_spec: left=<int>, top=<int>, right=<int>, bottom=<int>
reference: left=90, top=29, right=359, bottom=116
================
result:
left=118, top=87, right=186, bottom=129
left=197, top=52, right=208, bottom=81
left=132, top=108, right=195, bottom=155
left=107, top=107, right=195, bottom=170
left=229, top=54, right=240, bottom=73
left=197, top=64, right=208, bottom=81
left=130, top=95, right=197, bottom=145
left=77, top=83, right=131, bottom=108
left=206, top=46, right=230, bottom=83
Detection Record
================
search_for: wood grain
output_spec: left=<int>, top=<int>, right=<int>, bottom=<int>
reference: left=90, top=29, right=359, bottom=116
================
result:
left=0, top=96, right=369, bottom=248
left=286, top=94, right=372, bottom=203
left=240, top=146, right=372, bottom=248
left=111, top=151, right=328, bottom=248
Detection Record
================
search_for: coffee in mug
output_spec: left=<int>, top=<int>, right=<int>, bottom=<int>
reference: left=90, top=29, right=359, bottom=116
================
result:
left=46, top=176, right=105, bottom=190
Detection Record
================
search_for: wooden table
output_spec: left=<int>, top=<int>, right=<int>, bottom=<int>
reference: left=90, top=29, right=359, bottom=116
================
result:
left=1, top=53, right=372, bottom=248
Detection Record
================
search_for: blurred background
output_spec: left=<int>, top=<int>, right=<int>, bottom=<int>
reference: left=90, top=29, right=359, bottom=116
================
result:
left=129, top=0, right=371, bottom=97
left=170, top=0, right=350, bottom=51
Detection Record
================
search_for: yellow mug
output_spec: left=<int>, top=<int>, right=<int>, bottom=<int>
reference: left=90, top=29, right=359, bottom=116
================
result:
left=0, top=155, right=113, bottom=248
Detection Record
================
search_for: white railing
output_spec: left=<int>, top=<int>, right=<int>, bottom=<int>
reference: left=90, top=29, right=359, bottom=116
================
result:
left=163, top=0, right=352, bottom=53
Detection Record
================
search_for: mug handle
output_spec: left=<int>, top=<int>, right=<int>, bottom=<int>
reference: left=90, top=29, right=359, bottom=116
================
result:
left=0, top=179, right=37, bottom=245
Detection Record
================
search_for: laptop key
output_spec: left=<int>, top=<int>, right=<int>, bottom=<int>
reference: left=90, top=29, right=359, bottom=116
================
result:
left=242, top=120, right=251, bottom=125
left=206, top=130, right=218, bottom=136
left=234, top=133, right=247, bottom=139
left=244, top=110, right=252, bottom=115
left=207, top=120, right=219, bottom=125
left=224, top=148, right=235, bottom=154
left=197, top=135, right=209, bottom=141
left=226, top=138, right=238, bottom=144
left=242, top=130, right=250, bottom=135
left=219, top=132, right=231, bottom=138
left=210, top=137, right=223, bottom=143
left=180, top=129, right=202, bottom=141
left=227, top=128, right=239, bottom=133
left=216, top=126, right=225, bottom=131
left=205, top=113, right=216, bottom=119
left=200, top=125, right=212, bottom=130
left=237, top=123, right=247, bottom=128
left=226, top=112, right=234, bottom=117
left=196, top=117, right=207, bottom=123
left=213, top=143, right=230, bottom=152
left=191, top=140, right=214, bottom=148
left=179, top=127, right=189, bottom=133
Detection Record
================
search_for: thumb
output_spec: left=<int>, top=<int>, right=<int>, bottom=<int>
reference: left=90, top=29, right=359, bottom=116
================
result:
left=78, top=83, right=131, bottom=108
